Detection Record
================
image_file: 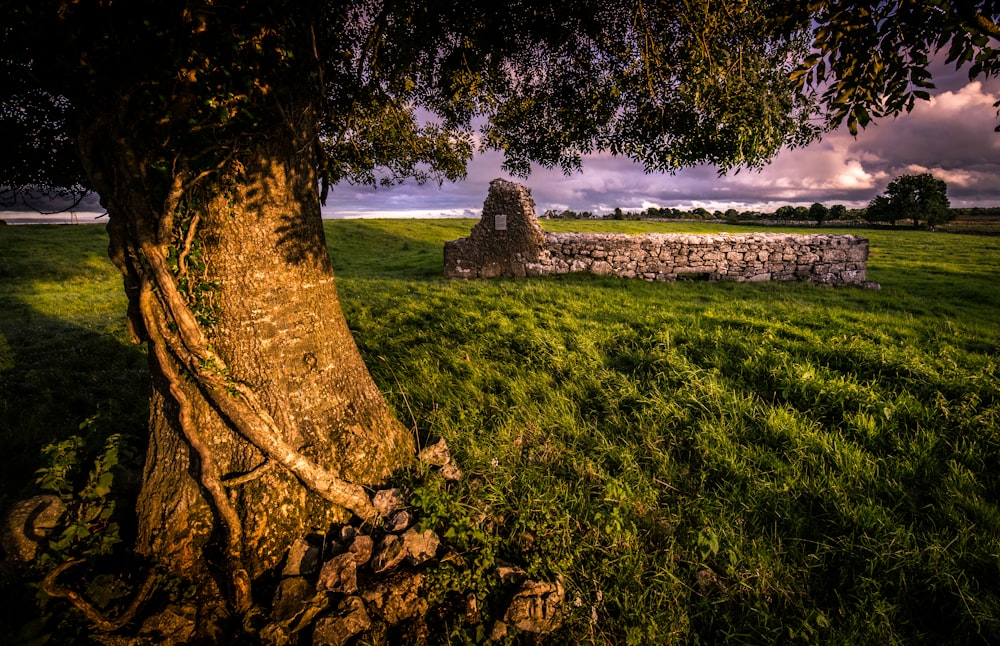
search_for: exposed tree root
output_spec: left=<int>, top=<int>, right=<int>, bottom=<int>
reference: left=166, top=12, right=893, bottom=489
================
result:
left=221, top=460, right=274, bottom=487
left=42, top=559, right=159, bottom=633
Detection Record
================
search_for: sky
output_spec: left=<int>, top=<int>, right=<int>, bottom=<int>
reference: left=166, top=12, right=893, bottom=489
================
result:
left=324, top=63, right=1000, bottom=218
left=4, top=62, right=998, bottom=224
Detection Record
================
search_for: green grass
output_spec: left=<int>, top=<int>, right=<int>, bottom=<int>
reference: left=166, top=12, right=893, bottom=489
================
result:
left=0, top=225, right=147, bottom=504
left=2, top=220, right=999, bottom=643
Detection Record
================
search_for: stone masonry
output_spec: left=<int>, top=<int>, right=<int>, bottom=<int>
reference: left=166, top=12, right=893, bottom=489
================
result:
left=444, top=179, right=872, bottom=286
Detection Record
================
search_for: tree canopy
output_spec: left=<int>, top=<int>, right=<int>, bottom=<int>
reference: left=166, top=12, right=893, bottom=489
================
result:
left=4, top=0, right=996, bottom=207
left=788, top=0, right=1000, bottom=135
left=867, top=173, right=952, bottom=228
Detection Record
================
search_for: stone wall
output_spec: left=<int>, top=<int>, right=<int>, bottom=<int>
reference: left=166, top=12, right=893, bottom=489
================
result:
left=444, top=179, right=872, bottom=286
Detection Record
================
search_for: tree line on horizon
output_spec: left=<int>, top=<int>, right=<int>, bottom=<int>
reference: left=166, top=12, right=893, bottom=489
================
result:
left=545, top=173, right=987, bottom=229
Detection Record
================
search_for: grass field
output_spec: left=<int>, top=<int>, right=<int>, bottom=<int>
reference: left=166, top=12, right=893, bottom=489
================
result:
left=1, top=220, right=998, bottom=643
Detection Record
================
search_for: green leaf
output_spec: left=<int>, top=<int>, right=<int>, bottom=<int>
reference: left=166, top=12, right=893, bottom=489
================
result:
left=698, top=527, right=721, bottom=560
left=855, top=106, right=871, bottom=128
left=847, top=112, right=858, bottom=136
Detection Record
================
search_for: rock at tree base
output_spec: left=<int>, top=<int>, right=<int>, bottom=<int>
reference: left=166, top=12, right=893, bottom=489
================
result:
left=282, top=538, right=321, bottom=577
left=272, top=577, right=321, bottom=623
left=402, top=528, right=440, bottom=565
left=372, top=534, right=407, bottom=573
left=317, top=553, right=358, bottom=594
left=503, top=577, right=566, bottom=634
left=1, top=495, right=67, bottom=569
left=348, top=534, right=374, bottom=564
left=372, top=488, right=405, bottom=516
left=384, top=509, right=413, bottom=533
left=361, top=572, right=428, bottom=625
left=312, top=596, right=370, bottom=646
left=417, top=438, right=452, bottom=466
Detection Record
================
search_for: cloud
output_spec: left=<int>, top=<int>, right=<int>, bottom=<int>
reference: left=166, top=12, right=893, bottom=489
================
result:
left=903, top=164, right=976, bottom=187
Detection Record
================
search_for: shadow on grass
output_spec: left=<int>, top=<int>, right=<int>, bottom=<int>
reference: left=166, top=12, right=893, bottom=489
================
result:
left=0, top=301, right=149, bottom=643
left=0, top=307, right=148, bottom=505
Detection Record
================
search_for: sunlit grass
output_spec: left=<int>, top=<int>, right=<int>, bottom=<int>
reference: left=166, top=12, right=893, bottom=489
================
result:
left=2, top=219, right=998, bottom=643
left=331, top=219, right=1000, bottom=643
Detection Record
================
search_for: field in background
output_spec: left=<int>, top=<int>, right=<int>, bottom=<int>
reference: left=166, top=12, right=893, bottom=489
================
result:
left=1, top=220, right=998, bottom=643
left=939, top=212, right=1000, bottom=236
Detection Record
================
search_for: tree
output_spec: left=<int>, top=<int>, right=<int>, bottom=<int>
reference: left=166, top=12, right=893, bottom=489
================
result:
left=775, top=205, right=798, bottom=219
left=870, top=173, right=952, bottom=228
left=2, top=0, right=997, bottom=639
left=809, top=202, right=830, bottom=226
left=830, top=204, right=848, bottom=221
left=866, top=194, right=903, bottom=227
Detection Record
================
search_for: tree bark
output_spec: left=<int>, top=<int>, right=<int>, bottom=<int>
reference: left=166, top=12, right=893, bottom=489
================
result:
left=77, top=101, right=415, bottom=627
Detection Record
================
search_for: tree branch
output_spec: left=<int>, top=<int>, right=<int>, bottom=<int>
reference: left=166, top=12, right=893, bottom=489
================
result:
left=970, top=11, right=1000, bottom=40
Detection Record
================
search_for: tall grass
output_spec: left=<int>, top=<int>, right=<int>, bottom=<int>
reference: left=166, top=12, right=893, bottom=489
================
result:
left=2, top=220, right=998, bottom=643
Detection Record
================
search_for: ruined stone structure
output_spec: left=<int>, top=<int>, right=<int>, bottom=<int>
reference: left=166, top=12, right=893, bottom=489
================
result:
left=444, top=179, right=872, bottom=286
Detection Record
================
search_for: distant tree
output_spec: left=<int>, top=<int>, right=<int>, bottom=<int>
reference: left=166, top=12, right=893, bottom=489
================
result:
left=613, top=207, right=624, bottom=220
left=809, top=202, right=830, bottom=225
left=692, top=207, right=711, bottom=219
left=724, top=208, right=740, bottom=220
left=830, top=204, right=848, bottom=221
left=775, top=205, right=798, bottom=219
left=865, top=194, right=895, bottom=226
left=870, top=174, right=951, bottom=228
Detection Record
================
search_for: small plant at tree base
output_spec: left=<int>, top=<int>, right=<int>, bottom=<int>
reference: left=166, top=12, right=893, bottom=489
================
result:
left=33, top=414, right=136, bottom=568
left=27, top=412, right=157, bottom=640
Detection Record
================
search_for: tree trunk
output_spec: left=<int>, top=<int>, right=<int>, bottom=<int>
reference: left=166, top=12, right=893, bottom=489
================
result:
left=77, top=104, right=415, bottom=629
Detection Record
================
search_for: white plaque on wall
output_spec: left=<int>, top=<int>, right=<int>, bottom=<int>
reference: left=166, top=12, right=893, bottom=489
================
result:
left=495, top=214, right=507, bottom=231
